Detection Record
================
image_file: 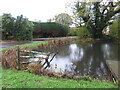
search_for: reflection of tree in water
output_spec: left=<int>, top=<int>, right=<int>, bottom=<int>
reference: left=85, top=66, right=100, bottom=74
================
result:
left=35, top=41, right=118, bottom=79
left=72, top=42, right=110, bottom=79
left=51, top=41, right=118, bottom=79
left=102, top=42, right=118, bottom=60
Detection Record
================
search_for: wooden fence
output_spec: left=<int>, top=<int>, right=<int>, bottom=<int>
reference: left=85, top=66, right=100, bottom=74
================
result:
left=16, top=46, right=57, bottom=70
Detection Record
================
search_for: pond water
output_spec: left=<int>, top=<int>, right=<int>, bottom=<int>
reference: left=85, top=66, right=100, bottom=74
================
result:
left=31, top=41, right=118, bottom=79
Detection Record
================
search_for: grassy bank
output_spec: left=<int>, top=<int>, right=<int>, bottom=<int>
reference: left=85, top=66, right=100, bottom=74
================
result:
left=2, top=69, right=118, bottom=88
left=1, top=41, right=48, bottom=51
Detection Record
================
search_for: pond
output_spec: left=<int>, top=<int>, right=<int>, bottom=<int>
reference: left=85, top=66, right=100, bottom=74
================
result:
left=30, top=41, right=118, bottom=79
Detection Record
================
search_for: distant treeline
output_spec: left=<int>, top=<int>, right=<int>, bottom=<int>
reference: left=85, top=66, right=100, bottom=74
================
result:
left=1, top=13, right=69, bottom=41
left=33, top=22, right=69, bottom=38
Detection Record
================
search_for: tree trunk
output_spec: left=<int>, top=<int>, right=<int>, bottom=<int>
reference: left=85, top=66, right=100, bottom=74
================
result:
left=92, top=28, right=103, bottom=39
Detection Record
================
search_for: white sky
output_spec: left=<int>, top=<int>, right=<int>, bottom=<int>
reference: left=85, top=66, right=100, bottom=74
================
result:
left=0, top=0, right=117, bottom=22
left=0, top=0, right=75, bottom=22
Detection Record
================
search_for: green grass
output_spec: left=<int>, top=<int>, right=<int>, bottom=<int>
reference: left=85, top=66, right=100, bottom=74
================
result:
left=0, top=66, right=2, bottom=89
left=2, top=69, right=118, bottom=88
left=1, top=41, right=48, bottom=51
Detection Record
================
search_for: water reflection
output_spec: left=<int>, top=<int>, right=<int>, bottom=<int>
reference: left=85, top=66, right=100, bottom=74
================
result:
left=51, top=41, right=118, bottom=78
left=102, top=43, right=118, bottom=60
left=69, top=44, right=84, bottom=61
left=33, top=41, right=118, bottom=79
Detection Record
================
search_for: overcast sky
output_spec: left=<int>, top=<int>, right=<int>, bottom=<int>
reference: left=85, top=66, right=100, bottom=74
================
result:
left=1, top=0, right=117, bottom=22
left=0, top=0, right=76, bottom=22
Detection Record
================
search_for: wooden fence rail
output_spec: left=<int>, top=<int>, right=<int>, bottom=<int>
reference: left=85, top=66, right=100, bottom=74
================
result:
left=20, top=56, right=48, bottom=59
left=16, top=46, right=56, bottom=70
left=20, top=50, right=49, bottom=55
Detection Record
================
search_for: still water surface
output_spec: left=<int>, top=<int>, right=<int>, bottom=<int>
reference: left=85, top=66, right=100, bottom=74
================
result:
left=32, top=41, right=118, bottom=79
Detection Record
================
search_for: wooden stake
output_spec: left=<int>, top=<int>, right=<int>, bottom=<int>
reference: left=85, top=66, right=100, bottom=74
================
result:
left=44, top=53, right=57, bottom=70
left=17, top=46, right=20, bottom=70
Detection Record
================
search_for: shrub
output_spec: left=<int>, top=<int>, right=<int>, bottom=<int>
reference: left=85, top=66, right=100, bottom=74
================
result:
left=109, top=18, right=119, bottom=39
left=13, top=15, right=33, bottom=41
left=76, top=27, right=91, bottom=38
left=2, top=13, right=15, bottom=39
left=68, top=29, right=77, bottom=36
left=33, top=22, right=69, bottom=38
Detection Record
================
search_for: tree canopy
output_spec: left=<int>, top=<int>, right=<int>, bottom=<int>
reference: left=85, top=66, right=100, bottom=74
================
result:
left=54, top=13, right=73, bottom=26
left=2, top=13, right=69, bottom=40
left=109, top=17, right=120, bottom=39
left=14, top=15, right=33, bottom=41
left=2, top=14, right=33, bottom=41
left=73, top=0, right=120, bottom=39
left=0, top=16, right=2, bottom=30
left=2, top=13, right=15, bottom=39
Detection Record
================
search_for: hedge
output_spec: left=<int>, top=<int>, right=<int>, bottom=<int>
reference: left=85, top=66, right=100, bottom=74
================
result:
left=33, top=22, right=69, bottom=38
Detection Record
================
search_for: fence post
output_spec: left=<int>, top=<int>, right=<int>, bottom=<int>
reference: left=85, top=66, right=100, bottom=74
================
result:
left=17, top=46, right=20, bottom=70
left=44, top=52, right=51, bottom=70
